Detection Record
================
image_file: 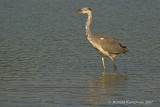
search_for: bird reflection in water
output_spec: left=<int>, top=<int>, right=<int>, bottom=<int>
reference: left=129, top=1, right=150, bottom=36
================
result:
left=85, top=71, right=128, bottom=105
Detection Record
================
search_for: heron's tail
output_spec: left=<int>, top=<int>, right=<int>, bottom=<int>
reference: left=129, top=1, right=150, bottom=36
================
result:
left=122, top=46, right=129, bottom=54
left=119, top=44, right=128, bottom=54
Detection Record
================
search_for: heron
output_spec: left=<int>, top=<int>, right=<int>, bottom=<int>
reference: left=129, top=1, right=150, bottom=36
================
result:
left=75, top=7, right=128, bottom=71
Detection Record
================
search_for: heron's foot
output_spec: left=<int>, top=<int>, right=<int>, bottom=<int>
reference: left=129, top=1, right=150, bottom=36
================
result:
left=102, top=69, right=106, bottom=76
left=113, top=64, right=117, bottom=71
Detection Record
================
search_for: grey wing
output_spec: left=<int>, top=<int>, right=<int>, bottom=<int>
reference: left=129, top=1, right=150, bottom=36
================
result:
left=95, top=34, right=127, bottom=54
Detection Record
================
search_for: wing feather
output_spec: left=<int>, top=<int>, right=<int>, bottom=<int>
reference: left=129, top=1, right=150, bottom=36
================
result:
left=95, top=34, right=127, bottom=54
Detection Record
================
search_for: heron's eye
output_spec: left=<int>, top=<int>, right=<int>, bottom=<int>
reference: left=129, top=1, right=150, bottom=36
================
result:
left=88, top=8, right=91, bottom=11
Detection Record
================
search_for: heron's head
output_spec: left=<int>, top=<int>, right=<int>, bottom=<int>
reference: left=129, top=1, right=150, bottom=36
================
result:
left=75, top=7, right=92, bottom=14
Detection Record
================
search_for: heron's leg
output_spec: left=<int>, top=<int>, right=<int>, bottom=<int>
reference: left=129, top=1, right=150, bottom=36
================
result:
left=109, top=57, right=117, bottom=71
left=101, top=57, right=105, bottom=70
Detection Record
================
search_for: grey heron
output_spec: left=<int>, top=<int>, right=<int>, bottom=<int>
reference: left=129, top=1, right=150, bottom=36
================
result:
left=75, top=7, right=128, bottom=71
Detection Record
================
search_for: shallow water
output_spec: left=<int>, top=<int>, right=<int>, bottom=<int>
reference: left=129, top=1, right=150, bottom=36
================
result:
left=0, top=0, right=160, bottom=107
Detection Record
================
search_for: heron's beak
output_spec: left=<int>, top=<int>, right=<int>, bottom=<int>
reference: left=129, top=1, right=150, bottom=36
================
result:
left=75, top=9, right=83, bottom=14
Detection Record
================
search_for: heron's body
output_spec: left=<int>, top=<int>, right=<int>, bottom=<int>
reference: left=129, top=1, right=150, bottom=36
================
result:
left=75, top=7, right=128, bottom=71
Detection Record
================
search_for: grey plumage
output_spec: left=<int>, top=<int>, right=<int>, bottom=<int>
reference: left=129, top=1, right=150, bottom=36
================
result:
left=95, top=34, right=128, bottom=55
left=75, top=7, right=128, bottom=71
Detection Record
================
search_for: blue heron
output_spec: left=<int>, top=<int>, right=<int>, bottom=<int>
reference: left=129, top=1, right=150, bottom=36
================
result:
left=75, top=7, right=128, bottom=71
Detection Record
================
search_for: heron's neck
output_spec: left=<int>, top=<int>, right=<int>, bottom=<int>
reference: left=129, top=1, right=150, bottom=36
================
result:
left=85, top=12, right=93, bottom=38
